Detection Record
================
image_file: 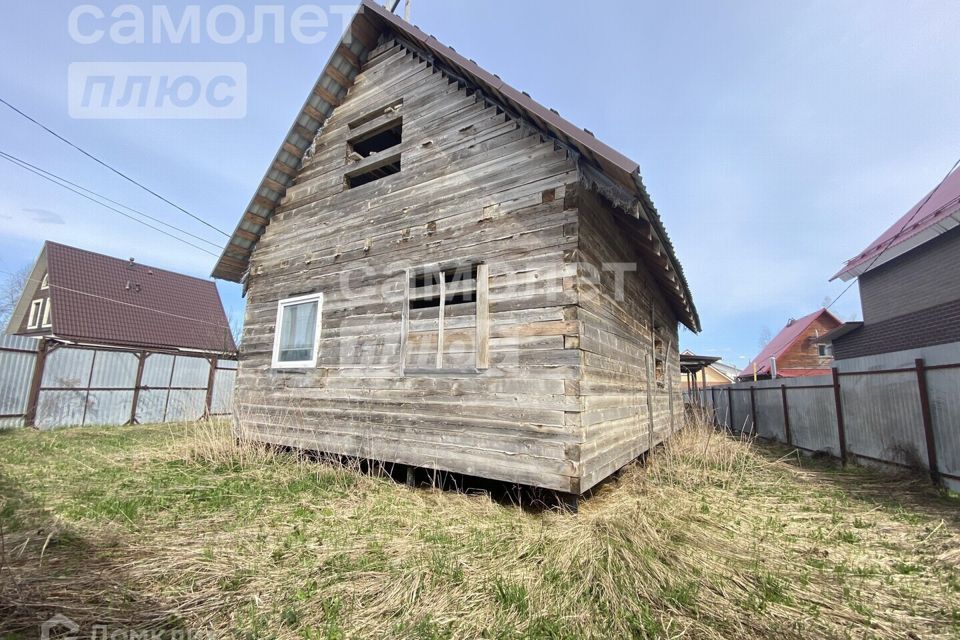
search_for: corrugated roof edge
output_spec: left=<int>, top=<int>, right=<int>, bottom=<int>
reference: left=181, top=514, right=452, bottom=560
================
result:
left=211, top=0, right=700, bottom=331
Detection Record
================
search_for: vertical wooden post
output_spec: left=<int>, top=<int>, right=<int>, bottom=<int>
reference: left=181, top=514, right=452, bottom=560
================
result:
left=475, top=263, right=490, bottom=370
left=914, top=358, right=939, bottom=483
left=436, top=275, right=446, bottom=370
left=711, top=386, right=718, bottom=425
left=727, top=386, right=734, bottom=433
left=23, top=339, right=48, bottom=428
left=645, top=355, right=655, bottom=448
left=749, top=386, right=758, bottom=435
left=162, top=355, right=177, bottom=423
left=80, top=350, right=98, bottom=426
left=700, top=368, right=707, bottom=405
left=128, top=351, right=146, bottom=425
left=204, top=355, right=219, bottom=419
left=780, top=384, right=792, bottom=447
left=831, top=367, right=848, bottom=465
left=400, top=268, right=410, bottom=375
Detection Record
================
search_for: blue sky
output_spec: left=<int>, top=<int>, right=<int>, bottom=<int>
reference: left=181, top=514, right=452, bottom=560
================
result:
left=1, top=1, right=958, bottom=367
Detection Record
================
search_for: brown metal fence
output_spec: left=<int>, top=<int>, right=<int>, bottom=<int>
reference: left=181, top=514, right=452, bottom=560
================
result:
left=0, top=335, right=236, bottom=429
left=693, top=346, right=960, bottom=492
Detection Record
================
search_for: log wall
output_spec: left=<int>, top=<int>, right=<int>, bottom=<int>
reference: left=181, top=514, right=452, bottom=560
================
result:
left=236, top=38, right=683, bottom=494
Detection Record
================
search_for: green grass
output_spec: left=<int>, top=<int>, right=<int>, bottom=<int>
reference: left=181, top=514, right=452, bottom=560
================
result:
left=1, top=420, right=958, bottom=639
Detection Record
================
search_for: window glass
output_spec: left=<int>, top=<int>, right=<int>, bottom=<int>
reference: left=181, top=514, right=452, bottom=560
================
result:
left=278, top=300, right=318, bottom=363
left=27, top=299, right=42, bottom=328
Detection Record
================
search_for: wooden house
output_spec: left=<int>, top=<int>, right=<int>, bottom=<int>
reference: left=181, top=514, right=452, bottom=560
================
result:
left=827, top=168, right=960, bottom=360
left=739, top=309, right=841, bottom=381
left=5, top=241, right=237, bottom=427
left=212, top=1, right=699, bottom=496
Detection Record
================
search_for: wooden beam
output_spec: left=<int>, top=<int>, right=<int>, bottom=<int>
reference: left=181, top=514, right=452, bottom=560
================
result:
left=292, top=122, right=316, bottom=142
left=325, top=66, right=352, bottom=91
left=337, top=42, right=361, bottom=68
left=262, top=176, right=289, bottom=193
left=302, top=103, right=327, bottom=122
left=313, top=84, right=342, bottom=107
left=252, top=197, right=279, bottom=212
left=272, top=160, right=298, bottom=178
left=282, top=141, right=306, bottom=156
left=476, top=263, right=489, bottom=369
left=23, top=339, right=48, bottom=427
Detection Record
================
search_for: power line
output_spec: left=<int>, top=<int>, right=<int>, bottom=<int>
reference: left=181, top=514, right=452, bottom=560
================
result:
left=0, top=152, right=220, bottom=258
left=0, top=97, right=230, bottom=237
left=0, top=267, right=233, bottom=332
left=0, top=150, right=221, bottom=249
left=827, top=155, right=960, bottom=312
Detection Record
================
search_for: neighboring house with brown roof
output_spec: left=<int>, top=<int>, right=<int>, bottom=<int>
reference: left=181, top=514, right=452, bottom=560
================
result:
left=739, top=309, right=841, bottom=380
left=2, top=242, right=237, bottom=429
left=7, top=241, right=236, bottom=354
left=827, top=168, right=960, bottom=360
left=211, top=0, right=698, bottom=499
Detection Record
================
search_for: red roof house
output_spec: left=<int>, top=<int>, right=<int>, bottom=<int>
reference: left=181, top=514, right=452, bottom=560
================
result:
left=6, top=241, right=236, bottom=354
left=827, top=168, right=960, bottom=359
left=740, top=309, right=842, bottom=379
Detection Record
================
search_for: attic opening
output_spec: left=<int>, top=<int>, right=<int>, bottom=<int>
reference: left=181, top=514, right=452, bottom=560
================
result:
left=348, top=117, right=403, bottom=158
left=345, top=154, right=402, bottom=188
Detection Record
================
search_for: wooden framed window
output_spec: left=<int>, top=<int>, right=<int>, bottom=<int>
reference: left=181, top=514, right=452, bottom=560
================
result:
left=402, top=261, right=489, bottom=374
left=41, top=299, right=52, bottom=328
left=271, top=293, right=323, bottom=369
left=27, top=299, right=43, bottom=329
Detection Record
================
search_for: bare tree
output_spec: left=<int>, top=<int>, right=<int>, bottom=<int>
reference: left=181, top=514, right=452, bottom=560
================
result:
left=0, top=265, right=30, bottom=328
left=227, top=308, right=244, bottom=350
left=758, top=326, right=772, bottom=349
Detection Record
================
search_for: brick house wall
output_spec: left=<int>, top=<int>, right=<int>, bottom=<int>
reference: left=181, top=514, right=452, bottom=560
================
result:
left=859, top=225, right=960, bottom=324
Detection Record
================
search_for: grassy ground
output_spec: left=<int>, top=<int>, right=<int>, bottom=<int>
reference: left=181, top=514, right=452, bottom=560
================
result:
left=1, top=419, right=958, bottom=639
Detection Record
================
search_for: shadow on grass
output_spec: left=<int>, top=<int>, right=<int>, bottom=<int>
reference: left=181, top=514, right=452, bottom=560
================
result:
left=750, top=437, right=960, bottom=528
left=0, top=471, right=191, bottom=638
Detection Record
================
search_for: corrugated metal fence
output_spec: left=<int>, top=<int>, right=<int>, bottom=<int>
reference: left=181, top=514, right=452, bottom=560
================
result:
left=0, top=335, right=236, bottom=429
left=693, top=342, right=960, bottom=492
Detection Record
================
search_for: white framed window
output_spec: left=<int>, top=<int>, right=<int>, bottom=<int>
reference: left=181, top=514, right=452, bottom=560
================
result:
left=40, top=273, right=49, bottom=289
left=818, top=343, right=832, bottom=357
left=41, top=299, right=52, bottom=328
left=271, top=293, right=323, bottom=369
left=27, top=299, right=43, bottom=329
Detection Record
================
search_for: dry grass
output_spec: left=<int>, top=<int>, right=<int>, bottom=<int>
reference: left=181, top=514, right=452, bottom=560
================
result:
left=1, top=418, right=958, bottom=639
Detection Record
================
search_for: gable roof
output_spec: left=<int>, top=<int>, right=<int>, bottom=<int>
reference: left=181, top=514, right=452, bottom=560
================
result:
left=739, top=308, right=840, bottom=378
left=832, top=167, right=960, bottom=281
left=211, top=0, right=699, bottom=332
left=9, top=242, right=235, bottom=354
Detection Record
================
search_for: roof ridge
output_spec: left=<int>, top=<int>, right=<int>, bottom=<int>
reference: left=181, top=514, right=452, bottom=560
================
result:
left=46, top=240, right=216, bottom=287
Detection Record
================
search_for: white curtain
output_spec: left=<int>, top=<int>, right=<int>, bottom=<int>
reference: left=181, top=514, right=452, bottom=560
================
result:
left=278, top=301, right=317, bottom=362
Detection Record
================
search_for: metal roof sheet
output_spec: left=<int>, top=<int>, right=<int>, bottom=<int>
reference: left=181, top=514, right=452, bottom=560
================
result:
left=833, top=167, right=960, bottom=281
left=40, top=242, right=236, bottom=354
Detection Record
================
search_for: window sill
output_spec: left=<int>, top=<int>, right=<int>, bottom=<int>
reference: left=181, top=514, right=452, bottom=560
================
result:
left=271, top=362, right=317, bottom=370
left=403, top=367, right=484, bottom=376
